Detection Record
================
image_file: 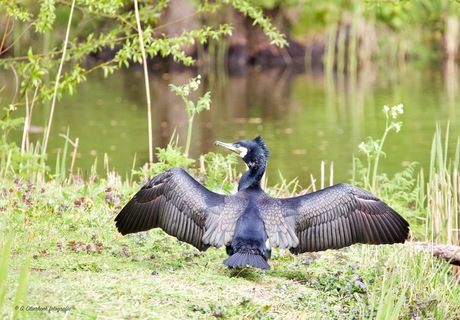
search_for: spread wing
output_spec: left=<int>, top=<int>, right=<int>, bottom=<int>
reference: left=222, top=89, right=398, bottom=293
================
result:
left=115, top=167, right=238, bottom=251
left=278, top=183, right=409, bottom=254
left=258, top=195, right=299, bottom=249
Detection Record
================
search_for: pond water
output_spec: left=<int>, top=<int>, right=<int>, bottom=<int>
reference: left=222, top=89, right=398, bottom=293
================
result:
left=4, top=62, right=460, bottom=188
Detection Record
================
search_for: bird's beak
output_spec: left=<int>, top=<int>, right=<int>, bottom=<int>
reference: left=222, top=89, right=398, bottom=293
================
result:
left=214, top=141, right=247, bottom=157
left=214, top=141, right=238, bottom=153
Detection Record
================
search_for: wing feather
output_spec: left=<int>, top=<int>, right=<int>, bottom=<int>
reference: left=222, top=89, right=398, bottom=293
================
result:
left=342, top=215, right=352, bottom=246
left=115, top=167, right=226, bottom=251
left=321, top=223, right=334, bottom=248
left=279, top=183, right=409, bottom=254
left=257, top=197, right=300, bottom=249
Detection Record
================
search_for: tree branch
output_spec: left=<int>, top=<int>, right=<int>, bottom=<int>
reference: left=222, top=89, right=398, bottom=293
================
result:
left=411, top=242, right=460, bottom=266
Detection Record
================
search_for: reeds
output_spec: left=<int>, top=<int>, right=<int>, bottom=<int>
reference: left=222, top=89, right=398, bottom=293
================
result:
left=322, top=2, right=373, bottom=78
left=355, top=244, right=460, bottom=318
left=426, top=123, right=460, bottom=246
left=309, top=160, right=334, bottom=192
left=134, top=0, right=154, bottom=164
left=55, top=128, right=79, bottom=183
left=42, top=0, right=76, bottom=156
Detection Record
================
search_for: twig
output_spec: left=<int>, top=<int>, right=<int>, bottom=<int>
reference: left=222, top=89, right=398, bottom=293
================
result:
left=0, top=16, right=11, bottom=55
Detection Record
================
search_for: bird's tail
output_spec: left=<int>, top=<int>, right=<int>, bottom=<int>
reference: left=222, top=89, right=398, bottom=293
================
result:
left=223, top=249, right=270, bottom=270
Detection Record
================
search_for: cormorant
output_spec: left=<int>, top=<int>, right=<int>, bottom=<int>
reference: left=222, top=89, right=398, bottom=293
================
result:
left=115, top=136, right=409, bottom=270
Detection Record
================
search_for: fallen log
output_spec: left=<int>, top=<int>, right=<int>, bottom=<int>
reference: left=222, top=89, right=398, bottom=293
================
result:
left=411, top=242, right=460, bottom=266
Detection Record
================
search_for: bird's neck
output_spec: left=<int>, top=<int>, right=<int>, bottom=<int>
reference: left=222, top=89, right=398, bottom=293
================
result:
left=238, top=159, right=266, bottom=191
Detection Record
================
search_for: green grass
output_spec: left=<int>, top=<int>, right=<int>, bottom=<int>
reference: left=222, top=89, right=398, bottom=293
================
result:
left=1, top=102, right=458, bottom=318
left=1, top=176, right=459, bottom=319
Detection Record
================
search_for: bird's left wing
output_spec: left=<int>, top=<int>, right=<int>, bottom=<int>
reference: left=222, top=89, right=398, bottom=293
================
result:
left=279, top=183, right=409, bottom=254
left=115, top=167, right=228, bottom=251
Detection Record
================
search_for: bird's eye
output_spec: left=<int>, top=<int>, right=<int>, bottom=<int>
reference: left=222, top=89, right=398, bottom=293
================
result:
left=235, top=144, right=240, bottom=148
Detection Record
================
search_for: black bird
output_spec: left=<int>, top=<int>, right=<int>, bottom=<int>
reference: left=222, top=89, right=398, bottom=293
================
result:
left=115, top=136, right=409, bottom=270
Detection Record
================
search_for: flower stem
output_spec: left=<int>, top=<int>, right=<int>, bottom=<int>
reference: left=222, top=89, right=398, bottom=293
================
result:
left=371, top=118, right=390, bottom=191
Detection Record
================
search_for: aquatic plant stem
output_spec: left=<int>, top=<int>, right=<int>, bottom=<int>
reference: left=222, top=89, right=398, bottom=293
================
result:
left=42, top=0, right=76, bottom=155
left=185, top=115, right=194, bottom=157
left=134, top=0, right=153, bottom=163
left=371, top=119, right=390, bottom=190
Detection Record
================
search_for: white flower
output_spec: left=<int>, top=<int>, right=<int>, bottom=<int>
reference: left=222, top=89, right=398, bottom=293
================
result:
left=383, top=105, right=390, bottom=118
left=391, top=122, right=402, bottom=133
left=390, top=103, right=404, bottom=118
left=358, top=142, right=368, bottom=154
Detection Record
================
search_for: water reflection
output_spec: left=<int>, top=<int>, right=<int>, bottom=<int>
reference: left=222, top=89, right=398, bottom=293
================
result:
left=444, top=61, right=459, bottom=107
left=4, top=64, right=460, bottom=187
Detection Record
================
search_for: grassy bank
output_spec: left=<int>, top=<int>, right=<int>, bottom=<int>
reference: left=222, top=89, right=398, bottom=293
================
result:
left=1, top=169, right=460, bottom=319
left=1, top=104, right=460, bottom=318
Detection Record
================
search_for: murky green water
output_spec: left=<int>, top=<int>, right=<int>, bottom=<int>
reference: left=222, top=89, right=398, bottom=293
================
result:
left=4, top=63, right=460, bottom=187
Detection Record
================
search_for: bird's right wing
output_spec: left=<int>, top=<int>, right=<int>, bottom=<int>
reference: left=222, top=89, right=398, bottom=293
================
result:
left=115, top=167, right=228, bottom=251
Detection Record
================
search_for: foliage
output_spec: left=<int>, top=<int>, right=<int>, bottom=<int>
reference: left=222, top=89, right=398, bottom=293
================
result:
left=0, top=0, right=285, bottom=174
left=170, top=75, right=211, bottom=157
left=278, top=0, right=460, bottom=71
left=0, top=0, right=284, bottom=114
left=425, top=123, right=460, bottom=245
left=0, top=0, right=286, bottom=182
left=0, top=233, right=30, bottom=317
left=355, top=104, right=405, bottom=192
left=352, top=103, right=460, bottom=243
left=0, top=115, right=47, bottom=179
left=1, top=175, right=459, bottom=319
left=131, top=142, right=238, bottom=194
left=0, top=234, right=13, bottom=308
left=131, top=71, right=236, bottom=192
left=352, top=104, right=427, bottom=236
left=225, top=0, right=287, bottom=47
left=201, top=151, right=239, bottom=193
left=132, top=143, right=195, bottom=183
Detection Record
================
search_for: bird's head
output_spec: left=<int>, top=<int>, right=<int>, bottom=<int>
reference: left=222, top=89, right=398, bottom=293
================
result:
left=214, top=136, right=269, bottom=169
